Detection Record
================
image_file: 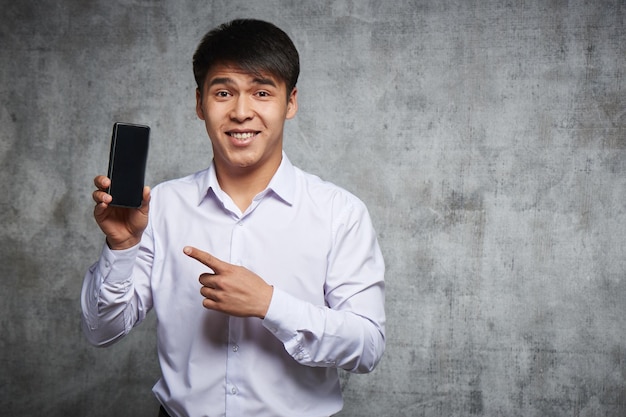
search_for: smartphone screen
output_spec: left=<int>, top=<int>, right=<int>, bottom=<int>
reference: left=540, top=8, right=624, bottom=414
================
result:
left=107, top=122, right=150, bottom=208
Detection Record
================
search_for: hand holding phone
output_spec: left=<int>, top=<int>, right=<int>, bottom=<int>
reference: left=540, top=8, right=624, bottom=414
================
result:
left=93, top=122, right=151, bottom=249
left=107, top=122, right=150, bottom=208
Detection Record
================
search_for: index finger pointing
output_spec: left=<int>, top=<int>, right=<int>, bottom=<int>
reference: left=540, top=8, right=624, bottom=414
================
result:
left=183, top=246, right=226, bottom=274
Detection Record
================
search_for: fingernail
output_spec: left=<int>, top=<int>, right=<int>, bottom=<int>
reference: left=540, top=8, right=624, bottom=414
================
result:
left=183, top=246, right=191, bottom=255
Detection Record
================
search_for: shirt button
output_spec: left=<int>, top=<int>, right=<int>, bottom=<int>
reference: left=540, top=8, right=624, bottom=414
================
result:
left=297, top=353, right=304, bottom=360
left=231, top=386, right=238, bottom=395
left=232, top=345, right=239, bottom=352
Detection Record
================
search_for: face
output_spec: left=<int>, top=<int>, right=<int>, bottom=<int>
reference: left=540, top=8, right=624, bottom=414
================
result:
left=196, top=65, right=298, bottom=179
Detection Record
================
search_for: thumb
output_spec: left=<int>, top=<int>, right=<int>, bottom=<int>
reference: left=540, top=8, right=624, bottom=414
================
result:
left=183, top=246, right=227, bottom=274
left=139, top=186, right=151, bottom=214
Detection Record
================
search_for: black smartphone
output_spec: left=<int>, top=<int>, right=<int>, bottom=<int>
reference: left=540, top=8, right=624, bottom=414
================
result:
left=107, top=122, right=150, bottom=208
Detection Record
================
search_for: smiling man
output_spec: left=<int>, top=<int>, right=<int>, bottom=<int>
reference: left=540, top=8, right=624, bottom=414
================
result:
left=196, top=67, right=297, bottom=212
left=81, top=19, right=385, bottom=417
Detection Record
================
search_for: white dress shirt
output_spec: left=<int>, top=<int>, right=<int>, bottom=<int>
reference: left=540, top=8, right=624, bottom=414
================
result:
left=81, top=153, right=385, bottom=417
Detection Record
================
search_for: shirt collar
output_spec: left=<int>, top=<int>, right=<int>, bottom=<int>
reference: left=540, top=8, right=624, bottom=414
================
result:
left=196, top=152, right=296, bottom=206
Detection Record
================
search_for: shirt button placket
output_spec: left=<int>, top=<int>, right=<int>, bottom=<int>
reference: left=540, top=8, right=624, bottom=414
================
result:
left=232, top=219, right=245, bottom=266
left=227, top=218, right=245, bottom=411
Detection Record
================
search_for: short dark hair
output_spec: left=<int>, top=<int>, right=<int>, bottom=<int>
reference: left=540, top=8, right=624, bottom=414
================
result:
left=193, top=19, right=300, bottom=97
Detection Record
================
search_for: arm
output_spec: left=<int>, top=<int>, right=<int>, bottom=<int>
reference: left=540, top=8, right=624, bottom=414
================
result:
left=263, top=201, right=386, bottom=373
left=183, top=197, right=385, bottom=373
left=81, top=244, right=153, bottom=346
left=81, top=176, right=152, bottom=346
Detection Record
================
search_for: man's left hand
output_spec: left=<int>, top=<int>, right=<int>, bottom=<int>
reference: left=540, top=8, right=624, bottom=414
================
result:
left=183, top=246, right=273, bottom=318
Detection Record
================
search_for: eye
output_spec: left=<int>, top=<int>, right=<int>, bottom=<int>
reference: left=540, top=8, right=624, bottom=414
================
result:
left=216, top=90, right=230, bottom=98
left=256, top=90, right=271, bottom=98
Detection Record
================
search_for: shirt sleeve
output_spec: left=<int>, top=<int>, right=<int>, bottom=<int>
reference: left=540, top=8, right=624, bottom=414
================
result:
left=262, top=199, right=386, bottom=374
left=81, top=235, right=154, bottom=347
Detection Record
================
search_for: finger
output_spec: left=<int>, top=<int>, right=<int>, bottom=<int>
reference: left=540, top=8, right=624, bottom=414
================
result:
left=138, top=186, right=151, bottom=214
left=202, top=298, right=218, bottom=311
left=92, top=189, right=112, bottom=205
left=200, top=285, right=219, bottom=301
left=94, top=175, right=111, bottom=191
left=142, top=186, right=151, bottom=202
left=183, top=246, right=228, bottom=274
left=199, top=272, right=216, bottom=287
left=92, top=176, right=112, bottom=206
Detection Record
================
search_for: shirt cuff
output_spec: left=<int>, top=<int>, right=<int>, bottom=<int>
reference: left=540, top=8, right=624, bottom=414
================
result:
left=98, top=242, right=140, bottom=283
left=262, top=287, right=303, bottom=343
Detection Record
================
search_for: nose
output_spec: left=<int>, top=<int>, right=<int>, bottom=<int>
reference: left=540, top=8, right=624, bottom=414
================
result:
left=230, top=95, right=254, bottom=122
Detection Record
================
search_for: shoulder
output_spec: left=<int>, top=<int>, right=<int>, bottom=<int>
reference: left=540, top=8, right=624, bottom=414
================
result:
left=293, top=165, right=368, bottom=215
left=151, top=169, right=209, bottom=198
left=147, top=169, right=211, bottom=218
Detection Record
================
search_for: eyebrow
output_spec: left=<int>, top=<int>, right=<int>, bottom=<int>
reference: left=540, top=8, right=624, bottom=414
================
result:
left=208, top=76, right=277, bottom=88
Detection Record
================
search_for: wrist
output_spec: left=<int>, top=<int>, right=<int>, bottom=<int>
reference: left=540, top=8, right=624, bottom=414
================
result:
left=106, top=236, right=141, bottom=251
left=257, top=284, right=274, bottom=319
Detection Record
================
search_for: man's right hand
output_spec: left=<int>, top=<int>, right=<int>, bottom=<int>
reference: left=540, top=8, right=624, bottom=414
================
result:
left=92, top=175, right=151, bottom=250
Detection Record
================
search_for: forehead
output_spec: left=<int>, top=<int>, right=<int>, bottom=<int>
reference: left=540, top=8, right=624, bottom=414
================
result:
left=204, top=64, right=285, bottom=89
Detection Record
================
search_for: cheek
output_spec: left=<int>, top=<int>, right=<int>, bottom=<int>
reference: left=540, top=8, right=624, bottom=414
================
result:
left=264, top=106, right=290, bottom=125
left=201, top=105, right=223, bottom=129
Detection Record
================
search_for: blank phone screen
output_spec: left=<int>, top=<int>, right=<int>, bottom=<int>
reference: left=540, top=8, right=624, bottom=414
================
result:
left=107, top=122, right=150, bottom=208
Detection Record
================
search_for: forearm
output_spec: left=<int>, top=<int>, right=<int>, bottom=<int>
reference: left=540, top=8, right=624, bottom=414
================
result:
left=263, top=287, right=385, bottom=373
left=81, top=245, right=147, bottom=346
left=262, top=198, right=387, bottom=373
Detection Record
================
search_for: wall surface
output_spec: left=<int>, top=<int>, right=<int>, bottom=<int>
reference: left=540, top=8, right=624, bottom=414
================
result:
left=1, top=1, right=625, bottom=416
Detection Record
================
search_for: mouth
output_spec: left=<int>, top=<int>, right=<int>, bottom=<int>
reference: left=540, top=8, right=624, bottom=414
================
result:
left=227, top=131, right=260, bottom=144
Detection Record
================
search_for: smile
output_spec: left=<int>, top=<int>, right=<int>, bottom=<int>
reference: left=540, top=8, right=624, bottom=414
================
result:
left=229, top=132, right=258, bottom=140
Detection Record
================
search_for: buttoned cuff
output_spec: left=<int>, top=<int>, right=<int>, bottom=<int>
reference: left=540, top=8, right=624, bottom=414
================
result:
left=262, top=287, right=303, bottom=343
left=98, top=242, right=140, bottom=283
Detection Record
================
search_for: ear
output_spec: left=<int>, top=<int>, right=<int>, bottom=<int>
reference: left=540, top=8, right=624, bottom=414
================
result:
left=195, top=88, right=205, bottom=120
left=286, top=87, right=298, bottom=120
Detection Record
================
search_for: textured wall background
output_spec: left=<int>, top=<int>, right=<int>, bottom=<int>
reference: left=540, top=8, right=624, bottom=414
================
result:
left=1, top=1, right=625, bottom=416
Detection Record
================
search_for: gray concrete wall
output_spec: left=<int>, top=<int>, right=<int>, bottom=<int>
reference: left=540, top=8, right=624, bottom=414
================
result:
left=1, top=1, right=624, bottom=416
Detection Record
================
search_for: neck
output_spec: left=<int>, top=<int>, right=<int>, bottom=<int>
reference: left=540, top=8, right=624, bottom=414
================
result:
left=215, top=159, right=281, bottom=212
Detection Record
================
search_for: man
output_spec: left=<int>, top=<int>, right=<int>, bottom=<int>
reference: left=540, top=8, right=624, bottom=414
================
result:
left=82, top=19, right=385, bottom=417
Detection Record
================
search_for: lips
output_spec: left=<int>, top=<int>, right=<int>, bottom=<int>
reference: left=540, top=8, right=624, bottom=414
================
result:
left=226, top=130, right=260, bottom=146
left=229, top=132, right=257, bottom=140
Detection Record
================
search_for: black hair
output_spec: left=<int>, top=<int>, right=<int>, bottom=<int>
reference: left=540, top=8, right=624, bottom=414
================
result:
left=193, top=19, right=300, bottom=98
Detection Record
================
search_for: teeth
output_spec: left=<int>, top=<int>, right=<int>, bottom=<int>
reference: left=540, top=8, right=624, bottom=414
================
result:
left=231, top=132, right=255, bottom=139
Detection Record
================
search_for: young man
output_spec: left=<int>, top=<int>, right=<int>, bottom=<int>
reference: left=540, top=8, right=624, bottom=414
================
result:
left=82, top=19, right=385, bottom=417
